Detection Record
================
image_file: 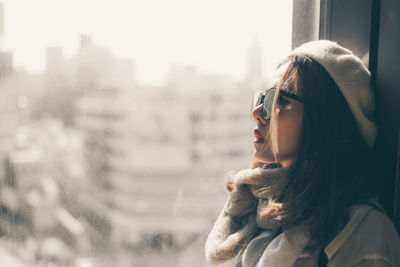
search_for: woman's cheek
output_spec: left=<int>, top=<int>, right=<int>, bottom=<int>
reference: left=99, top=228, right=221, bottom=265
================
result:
left=278, top=108, right=303, bottom=160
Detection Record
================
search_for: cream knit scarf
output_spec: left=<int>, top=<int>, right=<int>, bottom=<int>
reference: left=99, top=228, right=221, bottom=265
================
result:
left=205, top=166, right=311, bottom=266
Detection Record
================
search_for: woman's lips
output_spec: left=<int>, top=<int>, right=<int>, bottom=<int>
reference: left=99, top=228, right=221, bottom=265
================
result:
left=253, top=128, right=265, bottom=144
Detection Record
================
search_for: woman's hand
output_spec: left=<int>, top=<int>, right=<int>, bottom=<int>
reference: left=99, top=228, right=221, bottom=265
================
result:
left=224, top=170, right=257, bottom=217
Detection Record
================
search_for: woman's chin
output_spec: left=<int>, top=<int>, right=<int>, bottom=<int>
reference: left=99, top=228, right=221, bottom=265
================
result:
left=253, top=151, right=275, bottom=164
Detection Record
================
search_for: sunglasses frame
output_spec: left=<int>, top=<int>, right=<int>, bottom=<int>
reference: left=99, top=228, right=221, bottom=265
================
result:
left=253, top=87, right=304, bottom=121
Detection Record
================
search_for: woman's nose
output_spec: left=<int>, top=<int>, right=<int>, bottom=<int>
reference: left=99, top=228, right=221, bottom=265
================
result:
left=252, top=104, right=268, bottom=125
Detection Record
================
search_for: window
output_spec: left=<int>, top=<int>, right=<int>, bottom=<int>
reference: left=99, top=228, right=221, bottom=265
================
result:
left=0, top=0, right=293, bottom=266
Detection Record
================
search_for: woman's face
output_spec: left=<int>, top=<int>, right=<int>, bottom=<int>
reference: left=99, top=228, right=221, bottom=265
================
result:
left=251, top=63, right=304, bottom=167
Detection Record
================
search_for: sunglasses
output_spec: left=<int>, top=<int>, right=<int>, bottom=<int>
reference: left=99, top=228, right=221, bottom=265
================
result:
left=252, top=87, right=304, bottom=121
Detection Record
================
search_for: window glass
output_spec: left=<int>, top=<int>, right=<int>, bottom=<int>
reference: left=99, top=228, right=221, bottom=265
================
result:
left=0, top=0, right=292, bottom=266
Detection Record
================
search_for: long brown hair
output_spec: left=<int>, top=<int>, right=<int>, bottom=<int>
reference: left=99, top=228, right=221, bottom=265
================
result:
left=253, top=55, right=379, bottom=249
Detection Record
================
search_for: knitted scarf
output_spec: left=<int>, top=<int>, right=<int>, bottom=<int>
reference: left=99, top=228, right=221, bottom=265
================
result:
left=205, top=166, right=311, bottom=266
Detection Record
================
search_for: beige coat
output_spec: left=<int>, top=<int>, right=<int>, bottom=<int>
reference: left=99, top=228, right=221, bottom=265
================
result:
left=241, top=199, right=400, bottom=266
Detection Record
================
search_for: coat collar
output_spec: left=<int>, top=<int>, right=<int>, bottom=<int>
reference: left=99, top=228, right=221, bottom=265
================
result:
left=324, top=198, right=383, bottom=260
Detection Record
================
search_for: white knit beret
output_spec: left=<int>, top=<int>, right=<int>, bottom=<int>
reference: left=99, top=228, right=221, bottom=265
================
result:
left=286, top=40, right=377, bottom=148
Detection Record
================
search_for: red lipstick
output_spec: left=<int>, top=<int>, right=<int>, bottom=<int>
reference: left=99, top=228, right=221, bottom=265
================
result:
left=253, top=128, right=265, bottom=144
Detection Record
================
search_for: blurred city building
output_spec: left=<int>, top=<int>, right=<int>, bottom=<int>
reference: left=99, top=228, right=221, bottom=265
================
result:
left=0, top=1, right=12, bottom=78
left=71, top=37, right=264, bottom=266
left=0, top=119, right=93, bottom=265
left=0, top=1, right=268, bottom=263
left=0, top=50, right=12, bottom=76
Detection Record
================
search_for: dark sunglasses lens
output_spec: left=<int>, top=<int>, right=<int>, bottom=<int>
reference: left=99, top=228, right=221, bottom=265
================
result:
left=263, top=89, right=275, bottom=120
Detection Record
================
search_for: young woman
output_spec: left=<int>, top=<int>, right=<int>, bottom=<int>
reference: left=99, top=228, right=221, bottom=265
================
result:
left=205, top=40, right=400, bottom=266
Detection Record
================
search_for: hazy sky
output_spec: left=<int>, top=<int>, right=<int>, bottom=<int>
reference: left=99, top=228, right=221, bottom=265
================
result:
left=1, top=0, right=292, bottom=85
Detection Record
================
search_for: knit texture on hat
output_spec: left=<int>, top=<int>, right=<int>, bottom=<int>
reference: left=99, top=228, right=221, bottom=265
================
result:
left=287, top=40, right=377, bottom=148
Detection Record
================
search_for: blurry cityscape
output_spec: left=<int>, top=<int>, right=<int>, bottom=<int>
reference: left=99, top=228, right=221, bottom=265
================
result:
left=0, top=2, right=269, bottom=267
